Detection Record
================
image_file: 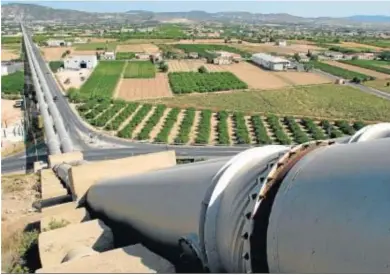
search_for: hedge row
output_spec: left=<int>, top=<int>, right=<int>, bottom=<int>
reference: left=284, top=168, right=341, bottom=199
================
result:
left=301, top=118, right=327, bottom=140
left=267, top=115, right=292, bottom=145
left=216, top=111, right=230, bottom=145
left=251, top=115, right=272, bottom=145
left=91, top=102, right=127, bottom=128
left=320, top=120, right=343, bottom=138
left=283, top=116, right=310, bottom=144
left=154, top=108, right=181, bottom=143
left=353, top=121, right=366, bottom=131
left=174, top=108, right=196, bottom=144
left=117, top=104, right=153, bottom=138
left=232, top=112, right=251, bottom=144
left=136, top=105, right=167, bottom=140
left=195, top=110, right=212, bottom=144
left=334, top=120, right=356, bottom=135
left=104, top=103, right=139, bottom=131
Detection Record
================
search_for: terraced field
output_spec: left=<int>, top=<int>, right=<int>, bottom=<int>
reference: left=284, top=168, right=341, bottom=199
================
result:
left=75, top=99, right=372, bottom=146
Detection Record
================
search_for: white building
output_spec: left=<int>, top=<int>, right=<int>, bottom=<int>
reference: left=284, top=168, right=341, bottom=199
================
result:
left=1, top=62, right=23, bottom=76
left=64, top=55, right=98, bottom=70
left=251, top=53, right=291, bottom=71
left=102, top=52, right=116, bottom=60
left=277, top=40, right=287, bottom=47
left=46, top=39, right=66, bottom=47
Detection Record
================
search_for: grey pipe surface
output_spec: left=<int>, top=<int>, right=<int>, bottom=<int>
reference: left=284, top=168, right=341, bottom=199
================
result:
left=23, top=27, right=73, bottom=153
left=265, top=138, right=390, bottom=273
left=24, top=38, right=61, bottom=155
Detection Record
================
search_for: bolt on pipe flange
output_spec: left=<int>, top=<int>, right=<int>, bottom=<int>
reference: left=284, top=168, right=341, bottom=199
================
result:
left=246, top=140, right=336, bottom=273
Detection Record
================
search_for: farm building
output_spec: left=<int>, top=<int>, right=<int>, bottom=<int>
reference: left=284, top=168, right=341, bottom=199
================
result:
left=101, top=51, right=116, bottom=60
left=64, top=55, right=98, bottom=70
left=73, top=38, right=88, bottom=44
left=136, top=53, right=150, bottom=60
left=356, top=53, right=376, bottom=60
left=323, top=51, right=344, bottom=60
left=251, top=53, right=291, bottom=71
left=212, top=51, right=242, bottom=65
left=188, top=52, right=199, bottom=59
left=46, top=39, right=66, bottom=47
left=276, top=40, right=287, bottom=47
left=1, top=62, right=23, bottom=76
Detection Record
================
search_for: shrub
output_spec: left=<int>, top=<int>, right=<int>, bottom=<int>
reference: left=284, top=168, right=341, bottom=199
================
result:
left=117, top=104, right=153, bottom=138
left=266, top=114, right=292, bottom=145
left=175, top=108, right=196, bottom=144
left=251, top=115, right=272, bottom=144
left=283, top=116, right=310, bottom=144
left=195, top=110, right=212, bottom=144
left=232, top=112, right=251, bottom=144
left=154, top=108, right=180, bottom=143
left=136, top=105, right=167, bottom=140
left=216, top=111, right=230, bottom=145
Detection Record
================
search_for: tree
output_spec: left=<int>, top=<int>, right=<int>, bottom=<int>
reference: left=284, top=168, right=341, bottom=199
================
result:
left=352, top=55, right=358, bottom=60
left=293, top=53, right=301, bottom=62
left=309, top=55, right=319, bottom=61
left=386, top=82, right=390, bottom=87
left=351, top=77, right=362, bottom=84
left=307, top=50, right=312, bottom=57
left=378, top=51, right=390, bottom=61
left=304, top=63, right=313, bottom=72
left=198, top=66, right=208, bottom=73
left=159, top=63, right=168, bottom=73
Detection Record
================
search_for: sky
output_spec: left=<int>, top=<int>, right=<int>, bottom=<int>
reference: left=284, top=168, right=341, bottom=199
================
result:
left=3, top=1, right=390, bottom=18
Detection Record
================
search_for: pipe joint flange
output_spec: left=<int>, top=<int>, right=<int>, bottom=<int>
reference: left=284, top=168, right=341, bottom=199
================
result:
left=179, top=234, right=207, bottom=272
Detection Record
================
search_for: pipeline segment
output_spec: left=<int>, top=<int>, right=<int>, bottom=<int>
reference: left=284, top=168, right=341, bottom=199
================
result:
left=23, top=37, right=61, bottom=155
left=85, top=128, right=390, bottom=273
left=22, top=26, right=73, bottom=153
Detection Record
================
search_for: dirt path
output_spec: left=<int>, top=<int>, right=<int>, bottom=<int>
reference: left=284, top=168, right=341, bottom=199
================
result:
left=210, top=113, right=218, bottom=145
left=227, top=115, right=235, bottom=145
left=324, top=60, right=390, bottom=79
left=116, top=104, right=143, bottom=133
left=189, top=111, right=201, bottom=144
left=168, top=110, right=185, bottom=144
left=273, top=73, right=296, bottom=85
left=148, top=108, right=171, bottom=141
left=132, top=106, right=156, bottom=139
left=113, top=62, right=128, bottom=99
left=244, top=116, right=257, bottom=144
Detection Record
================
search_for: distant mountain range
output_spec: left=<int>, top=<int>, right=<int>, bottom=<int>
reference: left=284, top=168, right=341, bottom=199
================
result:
left=2, top=3, right=390, bottom=27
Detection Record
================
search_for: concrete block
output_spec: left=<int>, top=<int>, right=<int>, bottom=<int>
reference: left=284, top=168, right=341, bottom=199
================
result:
left=41, top=207, right=90, bottom=231
left=41, top=202, right=79, bottom=215
left=48, top=151, right=83, bottom=167
left=69, top=150, right=177, bottom=201
left=36, top=244, right=175, bottom=273
left=39, top=219, right=114, bottom=268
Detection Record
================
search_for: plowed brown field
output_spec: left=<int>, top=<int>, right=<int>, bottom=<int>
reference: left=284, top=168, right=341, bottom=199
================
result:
left=116, top=44, right=160, bottom=53
left=117, top=73, right=172, bottom=100
left=168, top=60, right=224, bottom=72
left=41, top=47, right=73, bottom=61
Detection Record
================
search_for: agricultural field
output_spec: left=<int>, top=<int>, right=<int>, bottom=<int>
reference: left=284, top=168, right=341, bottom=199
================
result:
left=323, top=60, right=388, bottom=79
left=168, top=60, right=224, bottom=72
left=233, top=41, right=324, bottom=55
left=339, top=59, right=390, bottom=76
left=74, top=61, right=125, bottom=100
left=116, top=52, right=136, bottom=60
left=49, top=61, right=64, bottom=73
left=168, top=72, right=248, bottom=94
left=123, top=61, right=156, bottom=78
left=41, top=47, right=73, bottom=61
left=117, top=73, right=172, bottom=100
left=1, top=49, right=19, bottom=61
left=364, top=79, right=390, bottom=94
left=273, top=71, right=331, bottom=85
left=116, top=43, right=160, bottom=53
left=141, top=84, right=390, bottom=122
left=310, top=61, right=372, bottom=80
left=74, top=42, right=117, bottom=51
left=174, top=44, right=251, bottom=58
left=74, top=98, right=373, bottom=146
left=333, top=42, right=384, bottom=51
left=358, top=40, right=390, bottom=49
left=1, top=71, right=24, bottom=96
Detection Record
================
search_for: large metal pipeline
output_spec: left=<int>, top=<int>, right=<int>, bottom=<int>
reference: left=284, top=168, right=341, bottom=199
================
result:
left=23, top=35, right=61, bottom=155
left=22, top=26, right=73, bottom=153
left=86, top=129, right=390, bottom=273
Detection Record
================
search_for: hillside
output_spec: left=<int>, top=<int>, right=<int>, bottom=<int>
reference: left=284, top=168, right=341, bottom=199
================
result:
left=2, top=3, right=390, bottom=27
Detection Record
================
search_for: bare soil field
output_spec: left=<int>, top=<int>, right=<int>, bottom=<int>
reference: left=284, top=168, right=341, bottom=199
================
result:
left=222, top=62, right=289, bottom=89
left=2, top=100, right=22, bottom=127
left=1, top=50, right=19, bottom=61
left=55, top=68, right=93, bottom=90
left=41, top=47, right=73, bottom=61
left=324, top=60, right=390, bottom=79
left=117, top=73, right=173, bottom=100
left=168, top=60, right=224, bottom=72
left=72, top=50, right=102, bottom=55
left=338, top=42, right=384, bottom=51
left=116, top=43, right=160, bottom=53
left=167, top=39, right=226, bottom=44
left=274, top=71, right=332, bottom=85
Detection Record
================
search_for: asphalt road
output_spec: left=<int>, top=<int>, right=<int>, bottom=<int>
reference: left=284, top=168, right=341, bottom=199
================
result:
left=1, top=146, right=248, bottom=174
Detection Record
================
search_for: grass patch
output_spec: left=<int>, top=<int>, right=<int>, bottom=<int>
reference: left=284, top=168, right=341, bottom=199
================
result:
left=77, top=61, right=125, bottom=99
left=364, top=79, right=390, bottom=94
left=116, top=52, right=136, bottom=60
left=168, top=72, right=248, bottom=94
left=339, top=59, right=390, bottom=75
left=48, top=61, right=64, bottom=73
left=43, top=219, right=70, bottom=232
left=1, top=71, right=24, bottom=96
left=74, top=42, right=117, bottom=51
left=140, top=84, right=390, bottom=121
left=123, top=61, right=156, bottom=78
left=310, top=61, right=372, bottom=80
